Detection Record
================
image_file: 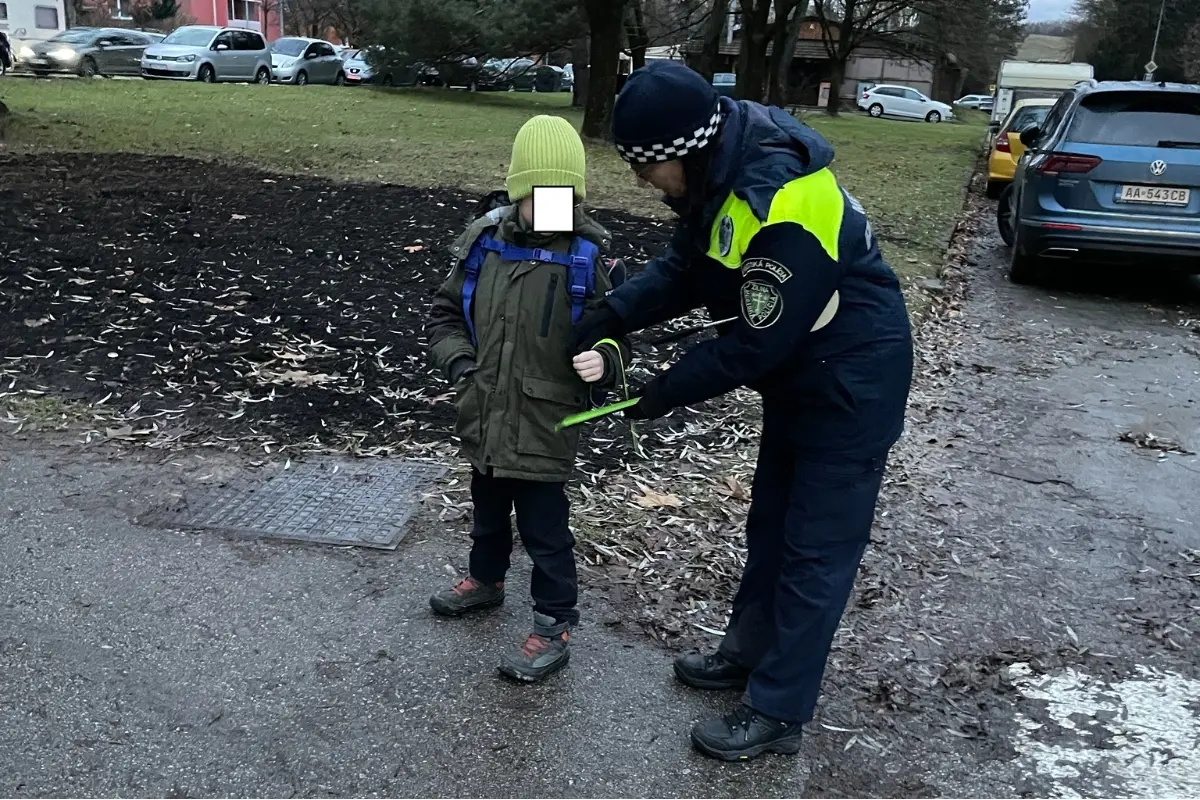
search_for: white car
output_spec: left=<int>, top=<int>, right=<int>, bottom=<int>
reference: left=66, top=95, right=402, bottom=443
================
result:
left=141, top=25, right=271, bottom=84
left=954, top=94, right=990, bottom=108
left=858, top=84, right=954, bottom=123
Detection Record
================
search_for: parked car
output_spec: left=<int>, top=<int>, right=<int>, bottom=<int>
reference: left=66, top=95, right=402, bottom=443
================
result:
left=142, top=26, right=271, bottom=83
left=985, top=98, right=1055, bottom=197
left=547, top=64, right=572, bottom=92
left=471, top=57, right=536, bottom=91
left=21, top=27, right=162, bottom=77
left=998, top=80, right=1200, bottom=284
left=270, top=37, right=344, bottom=85
left=954, top=93, right=991, bottom=108
left=342, top=47, right=420, bottom=86
left=858, top=84, right=954, bottom=123
left=713, top=72, right=736, bottom=97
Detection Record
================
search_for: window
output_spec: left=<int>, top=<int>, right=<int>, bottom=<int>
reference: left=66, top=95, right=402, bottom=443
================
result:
left=1036, top=92, right=1075, bottom=145
left=271, top=37, right=306, bottom=56
left=227, top=0, right=261, bottom=28
left=1003, top=105, right=1051, bottom=135
left=213, top=31, right=234, bottom=49
left=233, top=30, right=263, bottom=50
left=0, top=3, right=8, bottom=21
left=162, top=27, right=219, bottom=46
left=876, top=87, right=902, bottom=98
left=1066, top=91, right=1200, bottom=146
left=316, top=42, right=335, bottom=57
left=34, top=5, right=59, bottom=29
left=904, top=89, right=923, bottom=101
left=111, top=0, right=132, bottom=19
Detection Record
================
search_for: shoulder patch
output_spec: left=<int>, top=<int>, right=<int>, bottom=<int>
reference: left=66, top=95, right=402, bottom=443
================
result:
left=741, top=257, right=792, bottom=284
left=741, top=279, right=784, bottom=329
left=718, top=215, right=734, bottom=257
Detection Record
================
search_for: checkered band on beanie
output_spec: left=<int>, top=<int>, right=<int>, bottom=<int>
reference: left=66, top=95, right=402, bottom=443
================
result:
left=612, top=60, right=722, bottom=165
left=615, top=108, right=722, bottom=164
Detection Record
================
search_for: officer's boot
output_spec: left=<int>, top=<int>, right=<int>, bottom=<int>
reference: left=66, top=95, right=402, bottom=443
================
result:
left=673, top=650, right=750, bottom=690
left=429, top=576, right=505, bottom=617
left=498, top=612, right=571, bottom=682
left=690, top=704, right=804, bottom=761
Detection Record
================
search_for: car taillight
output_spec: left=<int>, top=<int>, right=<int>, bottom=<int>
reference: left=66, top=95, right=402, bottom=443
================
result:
left=995, top=132, right=1011, bottom=153
left=1036, top=153, right=1102, bottom=175
left=862, top=91, right=869, bottom=99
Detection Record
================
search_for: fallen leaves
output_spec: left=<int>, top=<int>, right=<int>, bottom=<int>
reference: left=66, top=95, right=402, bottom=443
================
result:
left=1119, top=430, right=1193, bottom=455
left=634, top=485, right=684, bottom=509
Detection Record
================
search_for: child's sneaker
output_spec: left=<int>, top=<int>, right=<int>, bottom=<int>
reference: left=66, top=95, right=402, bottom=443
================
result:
left=498, top=613, right=571, bottom=682
left=429, top=576, right=505, bottom=617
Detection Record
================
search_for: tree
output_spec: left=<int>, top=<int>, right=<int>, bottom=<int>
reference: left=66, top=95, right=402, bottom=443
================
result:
left=1185, top=22, right=1200, bottom=82
left=767, top=0, right=806, bottom=106
left=694, top=0, right=731, bottom=81
left=579, top=0, right=631, bottom=140
left=626, top=1, right=650, bottom=70
left=734, top=0, right=773, bottom=101
left=810, top=0, right=916, bottom=115
left=1073, top=0, right=1200, bottom=82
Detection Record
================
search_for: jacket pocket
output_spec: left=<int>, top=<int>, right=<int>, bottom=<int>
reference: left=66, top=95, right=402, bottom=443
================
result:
left=517, top=375, right=585, bottom=461
left=453, top=378, right=483, bottom=448
left=539, top=273, right=559, bottom=338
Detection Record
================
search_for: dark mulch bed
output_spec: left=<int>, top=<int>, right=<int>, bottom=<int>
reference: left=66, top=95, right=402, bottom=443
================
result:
left=0, top=153, right=722, bottom=460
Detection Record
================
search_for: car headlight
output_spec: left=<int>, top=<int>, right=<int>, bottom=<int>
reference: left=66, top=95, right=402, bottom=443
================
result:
left=179, top=54, right=196, bottom=62
left=51, top=47, right=77, bottom=60
left=19, top=46, right=34, bottom=59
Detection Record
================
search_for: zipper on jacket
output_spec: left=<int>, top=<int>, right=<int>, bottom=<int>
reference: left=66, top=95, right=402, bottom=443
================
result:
left=539, top=273, right=559, bottom=337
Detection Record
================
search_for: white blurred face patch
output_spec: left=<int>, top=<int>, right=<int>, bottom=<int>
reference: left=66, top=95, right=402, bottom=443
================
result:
left=531, top=186, right=574, bottom=233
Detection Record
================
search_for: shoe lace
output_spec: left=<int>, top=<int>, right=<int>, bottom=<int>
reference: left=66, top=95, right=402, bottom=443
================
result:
left=723, top=705, right=757, bottom=735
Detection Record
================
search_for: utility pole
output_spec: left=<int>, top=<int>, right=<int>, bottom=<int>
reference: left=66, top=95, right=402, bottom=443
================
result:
left=1144, top=0, right=1167, bottom=80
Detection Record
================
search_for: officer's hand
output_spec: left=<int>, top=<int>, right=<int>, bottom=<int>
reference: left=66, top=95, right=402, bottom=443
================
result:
left=623, top=378, right=669, bottom=421
left=569, top=303, right=622, bottom=354
left=572, top=350, right=606, bottom=383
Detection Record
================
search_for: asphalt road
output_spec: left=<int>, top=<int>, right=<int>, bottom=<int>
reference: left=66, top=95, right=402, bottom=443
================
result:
left=2, top=197, right=1198, bottom=797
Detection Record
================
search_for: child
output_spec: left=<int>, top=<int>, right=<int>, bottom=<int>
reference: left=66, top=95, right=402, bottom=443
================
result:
left=426, top=115, right=629, bottom=682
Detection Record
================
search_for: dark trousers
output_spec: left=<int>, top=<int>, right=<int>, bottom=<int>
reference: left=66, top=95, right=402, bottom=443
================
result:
left=718, top=429, right=886, bottom=724
left=467, top=469, right=579, bottom=626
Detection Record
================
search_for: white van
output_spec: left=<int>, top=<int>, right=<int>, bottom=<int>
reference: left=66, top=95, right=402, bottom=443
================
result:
left=2, top=0, right=67, bottom=66
left=990, top=60, right=1094, bottom=126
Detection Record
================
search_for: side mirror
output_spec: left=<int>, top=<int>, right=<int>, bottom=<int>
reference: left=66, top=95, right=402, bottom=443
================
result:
left=215, top=43, right=229, bottom=51
left=1019, top=126, right=1041, bottom=148
left=305, top=51, right=318, bottom=59
left=97, top=40, right=111, bottom=48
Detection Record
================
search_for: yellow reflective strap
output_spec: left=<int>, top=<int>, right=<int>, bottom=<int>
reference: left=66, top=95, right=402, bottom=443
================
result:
left=764, top=168, right=843, bottom=262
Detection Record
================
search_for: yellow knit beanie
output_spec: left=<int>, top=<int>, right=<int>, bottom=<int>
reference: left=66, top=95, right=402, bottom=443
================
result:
left=506, top=115, right=587, bottom=202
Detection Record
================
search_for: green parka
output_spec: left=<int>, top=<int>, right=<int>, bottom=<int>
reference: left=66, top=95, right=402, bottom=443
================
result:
left=427, top=204, right=628, bottom=482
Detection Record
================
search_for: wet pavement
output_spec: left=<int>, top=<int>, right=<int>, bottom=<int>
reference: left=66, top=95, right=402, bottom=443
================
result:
left=1, top=195, right=1198, bottom=797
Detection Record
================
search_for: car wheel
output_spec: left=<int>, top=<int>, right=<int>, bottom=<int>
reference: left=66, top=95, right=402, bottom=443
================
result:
left=996, top=184, right=1016, bottom=247
left=985, top=180, right=1004, bottom=200
left=80, top=57, right=98, bottom=78
left=254, top=66, right=270, bottom=84
left=296, top=70, right=308, bottom=86
left=381, top=74, right=394, bottom=86
left=926, top=110, right=942, bottom=123
left=868, top=103, right=884, bottom=118
left=334, top=71, right=345, bottom=86
left=1008, top=224, right=1041, bottom=285
left=198, top=64, right=215, bottom=83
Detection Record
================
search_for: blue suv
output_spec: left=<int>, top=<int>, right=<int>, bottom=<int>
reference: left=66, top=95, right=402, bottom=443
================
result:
left=998, top=80, right=1200, bottom=284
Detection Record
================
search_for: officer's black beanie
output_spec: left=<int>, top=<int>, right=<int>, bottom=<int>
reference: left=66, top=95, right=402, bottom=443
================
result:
left=612, top=61, right=721, bottom=165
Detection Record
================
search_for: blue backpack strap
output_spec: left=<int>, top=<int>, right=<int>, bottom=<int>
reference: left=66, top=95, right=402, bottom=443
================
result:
left=460, top=231, right=503, bottom=347
left=566, top=238, right=599, bottom=324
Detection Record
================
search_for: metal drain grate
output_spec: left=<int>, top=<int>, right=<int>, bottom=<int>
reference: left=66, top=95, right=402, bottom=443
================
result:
left=167, top=459, right=448, bottom=549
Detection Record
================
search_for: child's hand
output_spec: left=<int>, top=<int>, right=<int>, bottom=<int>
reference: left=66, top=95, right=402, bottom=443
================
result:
left=572, top=350, right=605, bottom=383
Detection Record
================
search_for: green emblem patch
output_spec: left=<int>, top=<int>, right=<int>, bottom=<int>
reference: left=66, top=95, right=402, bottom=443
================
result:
left=741, top=279, right=783, bottom=329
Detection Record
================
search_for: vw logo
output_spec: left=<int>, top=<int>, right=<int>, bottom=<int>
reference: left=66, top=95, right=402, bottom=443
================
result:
left=1150, top=160, right=1167, bottom=176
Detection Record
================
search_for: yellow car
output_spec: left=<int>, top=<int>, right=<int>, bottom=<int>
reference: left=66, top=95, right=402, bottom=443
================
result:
left=986, top=98, right=1056, bottom=198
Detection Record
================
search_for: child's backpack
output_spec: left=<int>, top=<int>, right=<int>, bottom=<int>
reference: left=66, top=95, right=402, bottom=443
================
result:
left=459, top=194, right=626, bottom=348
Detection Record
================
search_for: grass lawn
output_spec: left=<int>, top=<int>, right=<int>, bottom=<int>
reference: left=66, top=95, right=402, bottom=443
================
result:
left=0, top=79, right=983, bottom=276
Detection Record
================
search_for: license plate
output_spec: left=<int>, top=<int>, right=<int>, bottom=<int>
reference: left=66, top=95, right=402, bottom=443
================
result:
left=1118, top=185, right=1191, bottom=206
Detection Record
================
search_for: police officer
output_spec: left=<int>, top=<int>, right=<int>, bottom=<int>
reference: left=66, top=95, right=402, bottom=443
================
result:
left=572, top=61, right=914, bottom=761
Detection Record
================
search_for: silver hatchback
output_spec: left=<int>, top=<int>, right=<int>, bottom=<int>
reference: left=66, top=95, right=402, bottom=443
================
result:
left=142, top=25, right=271, bottom=84
left=270, top=37, right=344, bottom=85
